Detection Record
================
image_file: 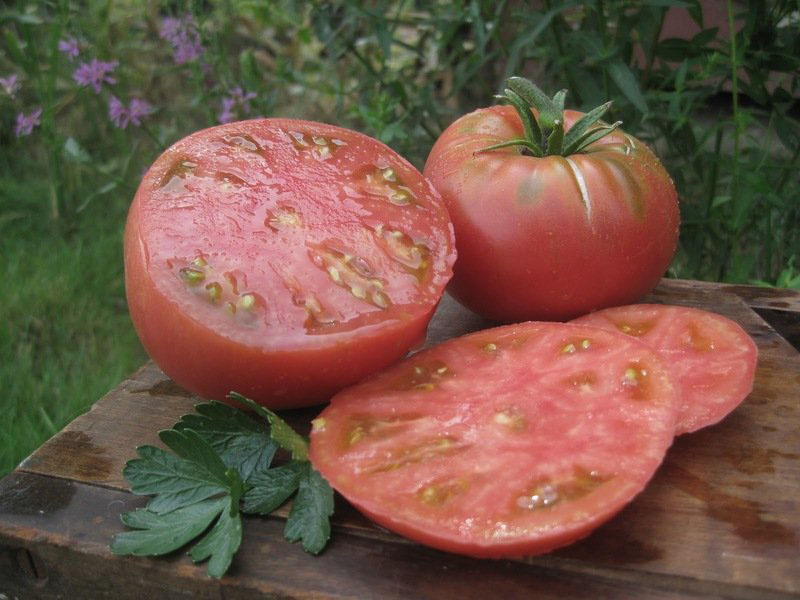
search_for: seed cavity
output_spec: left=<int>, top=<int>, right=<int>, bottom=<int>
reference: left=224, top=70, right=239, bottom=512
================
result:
left=179, top=266, right=205, bottom=285
left=309, top=245, right=391, bottom=309
left=560, top=338, right=592, bottom=355
left=394, top=360, right=453, bottom=391
left=343, top=414, right=423, bottom=447
left=417, top=477, right=469, bottom=506
left=160, top=158, right=198, bottom=192
left=266, top=206, right=303, bottom=232
left=215, top=171, right=248, bottom=187
left=286, top=282, right=340, bottom=333
left=374, top=227, right=431, bottom=282
left=685, top=322, right=715, bottom=351
left=616, top=321, right=654, bottom=337
left=175, top=256, right=264, bottom=324
left=205, top=282, right=222, bottom=303
left=222, top=134, right=261, bottom=153
left=493, top=406, right=526, bottom=432
left=622, top=364, right=650, bottom=400
left=365, top=436, right=466, bottom=473
left=238, top=293, right=256, bottom=310
left=288, top=130, right=345, bottom=160
left=516, top=467, right=612, bottom=511
left=564, top=371, right=597, bottom=392
left=361, top=164, right=419, bottom=206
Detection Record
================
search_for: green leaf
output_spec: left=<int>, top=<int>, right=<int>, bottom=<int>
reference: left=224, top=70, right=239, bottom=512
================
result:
left=563, top=101, right=613, bottom=153
left=506, top=77, right=561, bottom=129
left=552, top=89, right=568, bottom=112
left=188, top=497, right=243, bottom=579
left=504, top=89, right=543, bottom=152
left=242, top=461, right=305, bottom=514
left=283, top=465, right=334, bottom=554
left=123, top=445, right=230, bottom=515
left=546, top=120, right=564, bottom=155
left=115, top=396, right=334, bottom=575
left=112, top=497, right=227, bottom=557
left=174, top=401, right=278, bottom=482
left=474, top=138, right=543, bottom=156
left=227, top=392, right=309, bottom=460
left=607, top=60, right=649, bottom=115
left=565, top=122, right=623, bottom=153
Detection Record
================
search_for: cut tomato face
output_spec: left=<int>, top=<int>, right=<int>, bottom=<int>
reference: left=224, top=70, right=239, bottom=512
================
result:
left=309, top=322, right=678, bottom=558
left=124, top=119, right=456, bottom=408
left=572, top=304, right=758, bottom=434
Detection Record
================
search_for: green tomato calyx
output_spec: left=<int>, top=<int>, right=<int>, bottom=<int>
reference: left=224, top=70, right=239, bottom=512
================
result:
left=478, top=77, right=622, bottom=157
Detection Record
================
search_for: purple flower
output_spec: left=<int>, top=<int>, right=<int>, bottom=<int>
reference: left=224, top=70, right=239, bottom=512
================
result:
left=231, top=87, right=257, bottom=113
left=218, top=97, right=236, bottom=124
left=108, top=95, right=128, bottom=128
left=160, top=14, right=203, bottom=65
left=218, top=87, right=257, bottom=124
left=73, top=59, right=118, bottom=93
left=58, top=37, right=80, bottom=59
left=108, top=95, right=154, bottom=129
left=128, top=98, right=154, bottom=126
left=0, top=74, right=19, bottom=97
left=14, top=108, right=42, bottom=137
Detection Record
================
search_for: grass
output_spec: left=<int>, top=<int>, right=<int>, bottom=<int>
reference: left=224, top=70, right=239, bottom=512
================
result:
left=0, top=174, right=147, bottom=475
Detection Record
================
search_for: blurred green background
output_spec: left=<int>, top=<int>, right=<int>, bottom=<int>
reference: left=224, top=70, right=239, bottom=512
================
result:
left=1, top=0, right=798, bottom=476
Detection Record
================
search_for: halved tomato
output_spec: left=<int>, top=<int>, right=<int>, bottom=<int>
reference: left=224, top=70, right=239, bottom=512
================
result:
left=124, top=119, right=456, bottom=408
left=309, top=322, right=678, bottom=557
left=572, top=304, right=758, bottom=434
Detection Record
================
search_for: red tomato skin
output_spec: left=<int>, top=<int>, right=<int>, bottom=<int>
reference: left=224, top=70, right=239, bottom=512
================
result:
left=424, top=105, right=680, bottom=322
left=125, top=220, right=435, bottom=407
left=125, top=118, right=455, bottom=408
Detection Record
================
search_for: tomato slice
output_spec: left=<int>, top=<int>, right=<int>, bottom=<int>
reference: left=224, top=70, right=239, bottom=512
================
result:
left=309, top=322, right=678, bottom=557
left=571, top=304, right=758, bottom=434
left=125, top=119, right=455, bottom=408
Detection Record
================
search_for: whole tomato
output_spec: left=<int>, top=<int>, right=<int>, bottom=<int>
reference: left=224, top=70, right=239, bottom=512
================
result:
left=423, top=77, right=679, bottom=322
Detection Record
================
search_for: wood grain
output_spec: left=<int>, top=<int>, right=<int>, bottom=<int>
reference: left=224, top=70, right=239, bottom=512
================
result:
left=2, top=279, right=799, bottom=599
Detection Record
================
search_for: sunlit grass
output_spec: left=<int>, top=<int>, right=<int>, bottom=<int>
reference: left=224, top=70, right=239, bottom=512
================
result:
left=0, top=176, right=146, bottom=475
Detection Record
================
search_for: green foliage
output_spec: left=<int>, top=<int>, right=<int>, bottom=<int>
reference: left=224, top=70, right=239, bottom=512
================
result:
left=112, top=398, right=334, bottom=577
left=1, top=0, right=798, bottom=475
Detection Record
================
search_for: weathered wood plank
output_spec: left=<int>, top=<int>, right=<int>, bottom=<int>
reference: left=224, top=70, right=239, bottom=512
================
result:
left=1, top=470, right=732, bottom=600
left=3, top=280, right=800, bottom=598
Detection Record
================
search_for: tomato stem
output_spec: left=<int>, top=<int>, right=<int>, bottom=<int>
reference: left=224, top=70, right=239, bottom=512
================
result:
left=481, top=77, right=622, bottom=157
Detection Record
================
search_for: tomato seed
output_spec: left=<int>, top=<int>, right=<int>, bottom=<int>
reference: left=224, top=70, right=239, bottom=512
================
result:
left=179, top=266, right=205, bottom=285
left=205, top=282, right=222, bottom=303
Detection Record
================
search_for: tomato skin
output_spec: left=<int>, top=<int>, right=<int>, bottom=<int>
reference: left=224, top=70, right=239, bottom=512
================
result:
left=423, top=105, right=679, bottom=322
left=125, top=118, right=455, bottom=408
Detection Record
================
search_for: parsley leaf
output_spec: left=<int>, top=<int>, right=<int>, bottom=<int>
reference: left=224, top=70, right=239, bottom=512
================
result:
left=227, top=393, right=335, bottom=553
left=187, top=496, right=243, bottom=579
left=113, top=394, right=335, bottom=578
left=242, top=461, right=305, bottom=514
left=227, top=392, right=309, bottom=460
left=123, top=439, right=231, bottom=515
left=173, top=401, right=277, bottom=482
left=284, top=463, right=334, bottom=554
left=112, top=497, right=229, bottom=556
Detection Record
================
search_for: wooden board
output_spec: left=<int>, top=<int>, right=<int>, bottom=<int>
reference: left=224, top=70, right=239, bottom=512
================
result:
left=2, top=279, right=799, bottom=599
